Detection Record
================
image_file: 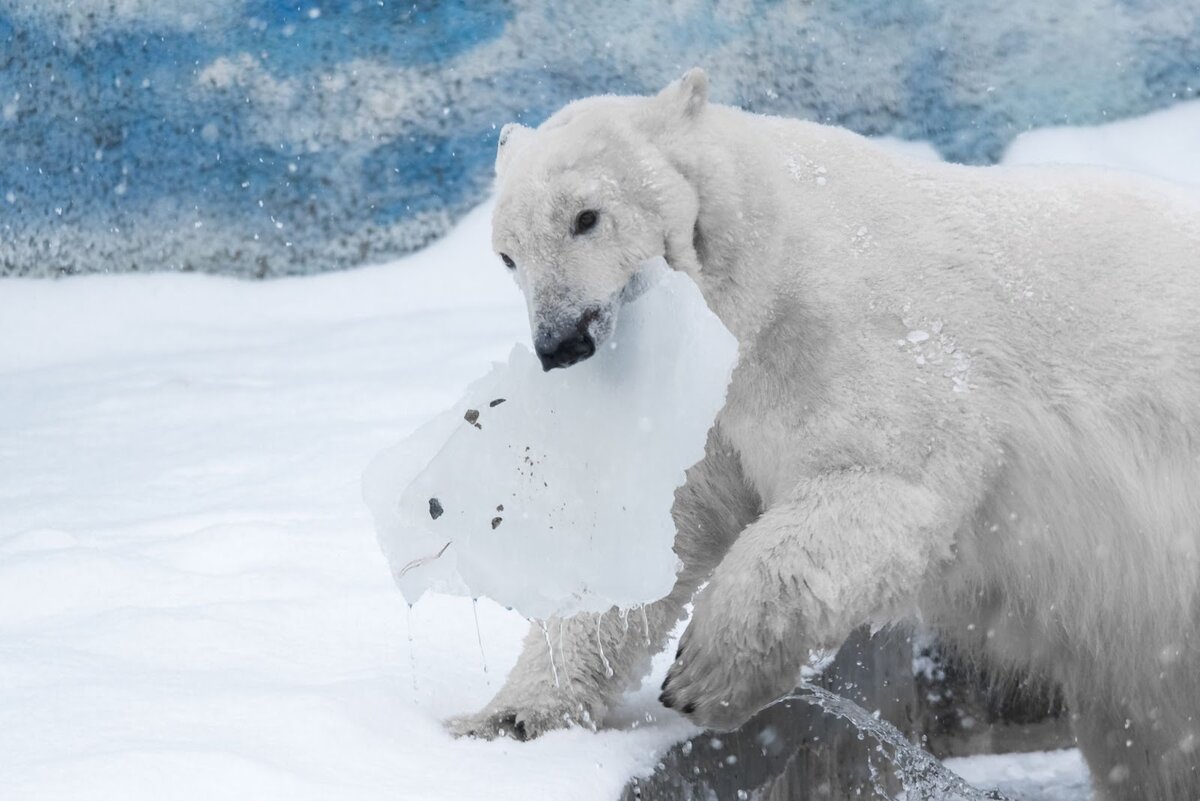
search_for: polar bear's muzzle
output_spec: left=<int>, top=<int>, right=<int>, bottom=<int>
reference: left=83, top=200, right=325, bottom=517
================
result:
left=534, top=307, right=606, bottom=371
left=540, top=311, right=600, bottom=371
left=535, top=329, right=594, bottom=371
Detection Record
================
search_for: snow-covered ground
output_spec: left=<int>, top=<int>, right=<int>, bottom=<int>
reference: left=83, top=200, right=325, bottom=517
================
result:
left=3, top=100, right=1197, bottom=800
left=946, top=751, right=1091, bottom=801
left=0, top=205, right=701, bottom=801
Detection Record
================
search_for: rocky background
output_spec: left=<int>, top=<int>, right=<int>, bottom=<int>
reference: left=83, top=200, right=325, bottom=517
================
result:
left=2, top=0, right=1198, bottom=277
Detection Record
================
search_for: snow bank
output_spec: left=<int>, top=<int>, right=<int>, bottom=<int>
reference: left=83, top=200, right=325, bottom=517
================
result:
left=1003, top=98, right=1200, bottom=190
left=365, top=263, right=738, bottom=618
left=947, top=749, right=1091, bottom=801
left=0, top=201, right=697, bottom=801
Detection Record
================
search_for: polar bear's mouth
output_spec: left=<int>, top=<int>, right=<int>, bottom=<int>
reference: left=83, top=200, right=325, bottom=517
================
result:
left=534, top=306, right=611, bottom=371
left=532, top=263, right=657, bottom=371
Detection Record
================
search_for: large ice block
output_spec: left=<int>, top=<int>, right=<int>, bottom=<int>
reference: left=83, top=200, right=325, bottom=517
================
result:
left=363, top=261, right=738, bottom=619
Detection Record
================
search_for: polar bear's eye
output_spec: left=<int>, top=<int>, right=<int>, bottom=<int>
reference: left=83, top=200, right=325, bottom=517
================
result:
left=499, top=253, right=515, bottom=270
left=573, top=209, right=598, bottom=235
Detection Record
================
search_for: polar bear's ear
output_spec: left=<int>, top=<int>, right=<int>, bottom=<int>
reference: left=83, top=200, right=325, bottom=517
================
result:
left=657, top=68, right=709, bottom=120
left=495, top=122, right=532, bottom=178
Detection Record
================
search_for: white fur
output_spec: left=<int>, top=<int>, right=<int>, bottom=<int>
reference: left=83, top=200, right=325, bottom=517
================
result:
left=457, top=70, right=1200, bottom=801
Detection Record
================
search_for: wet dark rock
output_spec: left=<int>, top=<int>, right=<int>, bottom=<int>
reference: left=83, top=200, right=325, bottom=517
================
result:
left=491, top=516, right=503, bottom=529
left=464, top=409, right=482, bottom=429
left=624, top=629, right=1016, bottom=801
left=428, top=498, right=444, bottom=520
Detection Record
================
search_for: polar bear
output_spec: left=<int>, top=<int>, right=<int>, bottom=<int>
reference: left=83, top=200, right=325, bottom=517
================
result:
left=451, top=70, right=1200, bottom=800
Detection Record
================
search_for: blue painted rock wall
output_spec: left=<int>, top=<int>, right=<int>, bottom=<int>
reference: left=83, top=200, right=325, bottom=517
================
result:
left=1, top=0, right=1198, bottom=277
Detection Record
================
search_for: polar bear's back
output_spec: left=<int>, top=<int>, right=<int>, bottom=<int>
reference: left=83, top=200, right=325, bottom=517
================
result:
left=709, top=100, right=1200, bottom=334
left=733, top=104, right=1200, bottom=421
left=973, top=164, right=1200, bottom=391
left=719, top=106, right=1200, bottom=686
left=908, top=158, right=1200, bottom=692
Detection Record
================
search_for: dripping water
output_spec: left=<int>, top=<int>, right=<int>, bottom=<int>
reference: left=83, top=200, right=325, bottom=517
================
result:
left=597, top=612, right=614, bottom=678
left=558, top=622, right=569, bottom=685
left=471, top=598, right=488, bottom=674
left=538, top=620, right=560, bottom=688
left=406, top=603, right=418, bottom=693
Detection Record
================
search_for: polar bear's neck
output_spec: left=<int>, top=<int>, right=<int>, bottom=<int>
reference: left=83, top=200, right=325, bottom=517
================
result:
left=650, top=103, right=870, bottom=348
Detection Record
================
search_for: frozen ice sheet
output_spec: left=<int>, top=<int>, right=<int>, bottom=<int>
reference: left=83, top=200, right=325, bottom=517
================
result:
left=364, top=261, right=738, bottom=619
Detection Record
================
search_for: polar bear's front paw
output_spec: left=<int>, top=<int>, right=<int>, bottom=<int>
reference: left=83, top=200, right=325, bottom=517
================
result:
left=659, top=584, right=801, bottom=731
left=446, top=696, right=600, bottom=741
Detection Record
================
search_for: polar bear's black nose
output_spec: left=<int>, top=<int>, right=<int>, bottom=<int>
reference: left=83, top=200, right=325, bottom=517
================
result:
left=536, top=331, right=595, bottom=371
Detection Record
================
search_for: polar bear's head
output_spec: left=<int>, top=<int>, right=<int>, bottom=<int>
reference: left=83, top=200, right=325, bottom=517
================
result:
left=491, top=70, right=708, bottom=370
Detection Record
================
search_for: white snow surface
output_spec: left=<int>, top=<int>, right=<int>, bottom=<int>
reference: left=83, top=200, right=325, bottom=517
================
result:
left=5, top=109, right=1199, bottom=799
left=1003, top=98, right=1200, bottom=190
left=0, top=204, right=696, bottom=801
left=364, top=262, right=737, bottom=619
left=947, top=750, right=1092, bottom=801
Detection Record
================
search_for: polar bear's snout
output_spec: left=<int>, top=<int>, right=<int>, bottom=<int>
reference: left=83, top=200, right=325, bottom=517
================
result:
left=534, top=309, right=601, bottom=371
left=535, top=329, right=595, bottom=371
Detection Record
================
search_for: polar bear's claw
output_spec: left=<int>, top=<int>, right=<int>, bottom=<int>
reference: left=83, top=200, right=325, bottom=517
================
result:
left=446, top=706, right=567, bottom=741
left=659, top=579, right=804, bottom=731
left=447, top=693, right=604, bottom=741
